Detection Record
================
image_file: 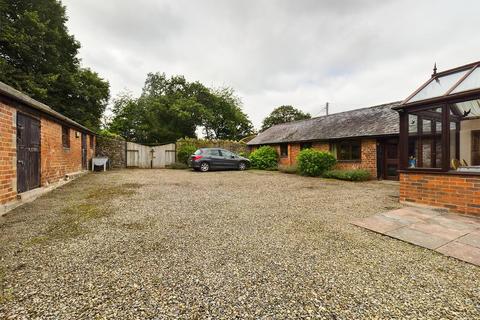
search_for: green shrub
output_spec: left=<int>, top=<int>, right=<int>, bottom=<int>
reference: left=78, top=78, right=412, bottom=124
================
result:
left=323, top=169, right=371, bottom=181
left=166, top=162, right=189, bottom=170
left=249, top=146, right=278, bottom=169
left=177, top=144, right=197, bottom=164
left=278, top=164, right=297, bottom=174
left=238, top=151, right=249, bottom=158
left=297, top=149, right=336, bottom=177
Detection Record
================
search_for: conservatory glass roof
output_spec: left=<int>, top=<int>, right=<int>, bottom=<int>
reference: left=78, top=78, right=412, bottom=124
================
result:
left=402, top=61, right=480, bottom=107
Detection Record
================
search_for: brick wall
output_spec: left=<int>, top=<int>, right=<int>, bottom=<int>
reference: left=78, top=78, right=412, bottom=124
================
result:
left=249, top=139, right=378, bottom=178
left=335, top=139, right=377, bottom=177
left=40, top=118, right=93, bottom=185
left=0, top=102, right=16, bottom=205
left=400, top=172, right=480, bottom=216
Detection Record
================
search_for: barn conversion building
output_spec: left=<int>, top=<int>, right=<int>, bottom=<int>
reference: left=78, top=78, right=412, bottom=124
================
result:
left=0, top=81, right=95, bottom=214
left=248, top=102, right=401, bottom=180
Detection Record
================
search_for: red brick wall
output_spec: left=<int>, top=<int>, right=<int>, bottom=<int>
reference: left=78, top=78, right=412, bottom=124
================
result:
left=335, top=139, right=377, bottom=178
left=249, top=139, right=378, bottom=178
left=399, top=172, right=480, bottom=216
left=0, top=102, right=17, bottom=205
left=41, top=118, right=93, bottom=185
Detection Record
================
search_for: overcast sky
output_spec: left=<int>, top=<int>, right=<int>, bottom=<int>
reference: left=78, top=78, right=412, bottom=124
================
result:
left=62, top=0, right=480, bottom=129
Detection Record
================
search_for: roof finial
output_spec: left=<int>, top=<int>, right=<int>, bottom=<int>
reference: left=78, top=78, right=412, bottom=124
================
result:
left=432, top=62, right=437, bottom=77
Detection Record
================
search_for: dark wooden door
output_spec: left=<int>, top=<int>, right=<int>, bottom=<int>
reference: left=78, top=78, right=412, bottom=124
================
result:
left=382, top=139, right=399, bottom=180
left=472, top=130, right=480, bottom=165
left=81, top=133, right=87, bottom=170
left=17, top=113, right=40, bottom=193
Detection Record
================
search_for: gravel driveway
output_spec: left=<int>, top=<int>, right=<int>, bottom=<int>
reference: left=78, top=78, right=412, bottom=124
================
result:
left=0, top=169, right=479, bottom=319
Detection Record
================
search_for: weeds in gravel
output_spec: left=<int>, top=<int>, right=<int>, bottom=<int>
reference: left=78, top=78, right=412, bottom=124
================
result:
left=0, top=266, right=13, bottom=303
left=86, top=183, right=141, bottom=201
left=26, top=183, right=140, bottom=246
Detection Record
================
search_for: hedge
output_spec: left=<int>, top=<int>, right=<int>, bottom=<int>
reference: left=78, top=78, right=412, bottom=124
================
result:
left=322, top=169, right=371, bottom=181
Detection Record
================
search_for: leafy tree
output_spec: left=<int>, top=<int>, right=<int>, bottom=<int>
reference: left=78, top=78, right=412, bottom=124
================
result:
left=261, top=105, right=311, bottom=131
left=0, top=0, right=109, bottom=130
left=108, top=73, right=253, bottom=143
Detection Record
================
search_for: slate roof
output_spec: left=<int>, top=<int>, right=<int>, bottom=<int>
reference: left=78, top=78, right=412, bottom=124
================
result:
left=248, top=101, right=400, bottom=145
left=0, top=81, right=94, bottom=134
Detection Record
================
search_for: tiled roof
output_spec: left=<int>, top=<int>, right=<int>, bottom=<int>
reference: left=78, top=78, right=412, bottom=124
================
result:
left=0, top=81, right=94, bottom=134
left=248, top=101, right=400, bottom=145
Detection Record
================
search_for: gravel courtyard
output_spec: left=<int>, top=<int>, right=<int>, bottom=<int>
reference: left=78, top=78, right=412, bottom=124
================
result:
left=0, top=169, right=479, bottom=319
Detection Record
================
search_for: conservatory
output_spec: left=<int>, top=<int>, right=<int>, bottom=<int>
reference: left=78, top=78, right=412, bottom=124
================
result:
left=395, top=61, right=480, bottom=215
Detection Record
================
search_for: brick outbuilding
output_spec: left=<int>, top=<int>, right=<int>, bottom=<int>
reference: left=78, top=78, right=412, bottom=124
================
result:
left=0, top=82, right=95, bottom=213
left=248, top=102, right=401, bottom=180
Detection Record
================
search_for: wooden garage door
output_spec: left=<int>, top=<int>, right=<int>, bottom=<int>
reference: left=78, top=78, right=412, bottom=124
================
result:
left=17, top=113, right=40, bottom=193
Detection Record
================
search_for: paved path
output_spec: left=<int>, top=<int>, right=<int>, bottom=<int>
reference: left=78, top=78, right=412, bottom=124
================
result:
left=352, top=207, right=480, bottom=266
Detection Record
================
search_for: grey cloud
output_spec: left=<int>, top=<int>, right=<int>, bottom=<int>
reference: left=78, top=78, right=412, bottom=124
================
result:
left=62, top=0, right=480, bottom=128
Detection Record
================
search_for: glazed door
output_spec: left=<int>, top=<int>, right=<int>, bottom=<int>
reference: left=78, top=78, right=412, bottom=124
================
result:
left=473, top=130, right=480, bottom=165
left=17, top=113, right=40, bottom=193
left=383, top=139, right=399, bottom=180
left=81, top=133, right=87, bottom=170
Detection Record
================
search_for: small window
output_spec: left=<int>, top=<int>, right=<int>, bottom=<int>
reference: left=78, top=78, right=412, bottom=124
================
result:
left=280, top=144, right=288, bottom=157
left=300, top=142, right=312, bottom=150
left=62, top=126, right=70, bottom=148
left=89, top=135, right=94, bottom=149
left=337, top=140, right=361, bottom=161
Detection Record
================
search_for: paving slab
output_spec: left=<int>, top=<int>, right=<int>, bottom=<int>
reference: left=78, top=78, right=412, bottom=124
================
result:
left=386, top=227, right=451, bottom=250
left=457, top=230, right=480, bottom=249
left=352, top=206, right=480, bottom=266
left=437, top=241, right=480, bottom=266
left=351, top=214, right=406, bottom=233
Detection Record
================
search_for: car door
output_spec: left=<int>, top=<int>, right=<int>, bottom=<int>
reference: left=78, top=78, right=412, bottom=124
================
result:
left=207, top=149, right=224, bottom=168
left=220, top=149, right=238, bottom=169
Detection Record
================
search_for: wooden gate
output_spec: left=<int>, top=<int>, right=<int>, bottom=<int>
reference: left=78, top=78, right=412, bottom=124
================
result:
left=126, top=142, right=176, bottom=168
left=17, top=113, right=40, bottom=193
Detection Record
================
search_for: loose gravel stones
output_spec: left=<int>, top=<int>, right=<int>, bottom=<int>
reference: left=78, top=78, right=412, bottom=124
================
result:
left=0, top=169, right=479, bottom=319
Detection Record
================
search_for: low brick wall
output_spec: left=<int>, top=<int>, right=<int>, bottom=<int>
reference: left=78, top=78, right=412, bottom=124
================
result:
left=95, top=136, right=127, bottom=169
left=399, top=172, right=480, bottom=216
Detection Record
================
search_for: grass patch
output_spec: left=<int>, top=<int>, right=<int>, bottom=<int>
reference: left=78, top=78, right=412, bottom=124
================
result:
left=26, top=183, right=141, bottom=246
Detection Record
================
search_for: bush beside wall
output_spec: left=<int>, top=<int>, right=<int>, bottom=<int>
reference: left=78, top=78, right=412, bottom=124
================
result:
left=297, top=149, right=336, bottom=177
left=176, top=138, right=248, bottom=157
left=250, top=146, right=278, bottom=169
left=323, top=169, right=371, bottom=181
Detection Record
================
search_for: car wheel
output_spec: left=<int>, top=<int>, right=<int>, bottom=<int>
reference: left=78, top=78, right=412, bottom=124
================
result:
left=200, top=162, right=210, bottom=172
left=238, top=162, right=247, bottom=171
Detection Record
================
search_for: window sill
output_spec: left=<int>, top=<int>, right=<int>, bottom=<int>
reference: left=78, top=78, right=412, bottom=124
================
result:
left=63, top=147, right=70, bottom=151
left=337, top=160, right=361, bottom=163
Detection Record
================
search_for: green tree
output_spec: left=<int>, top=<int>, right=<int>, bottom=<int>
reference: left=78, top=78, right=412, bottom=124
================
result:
left=108, top=73, right=253, bottom=143
left=261, top=105, right=311, bottom=131
left=0, top=0, right=109, bottom=130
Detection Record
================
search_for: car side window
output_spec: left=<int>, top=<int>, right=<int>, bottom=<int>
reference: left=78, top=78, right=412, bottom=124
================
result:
left=221, top=150, right=235, bottom=158
left=207, top=149, right=221, bottom=156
